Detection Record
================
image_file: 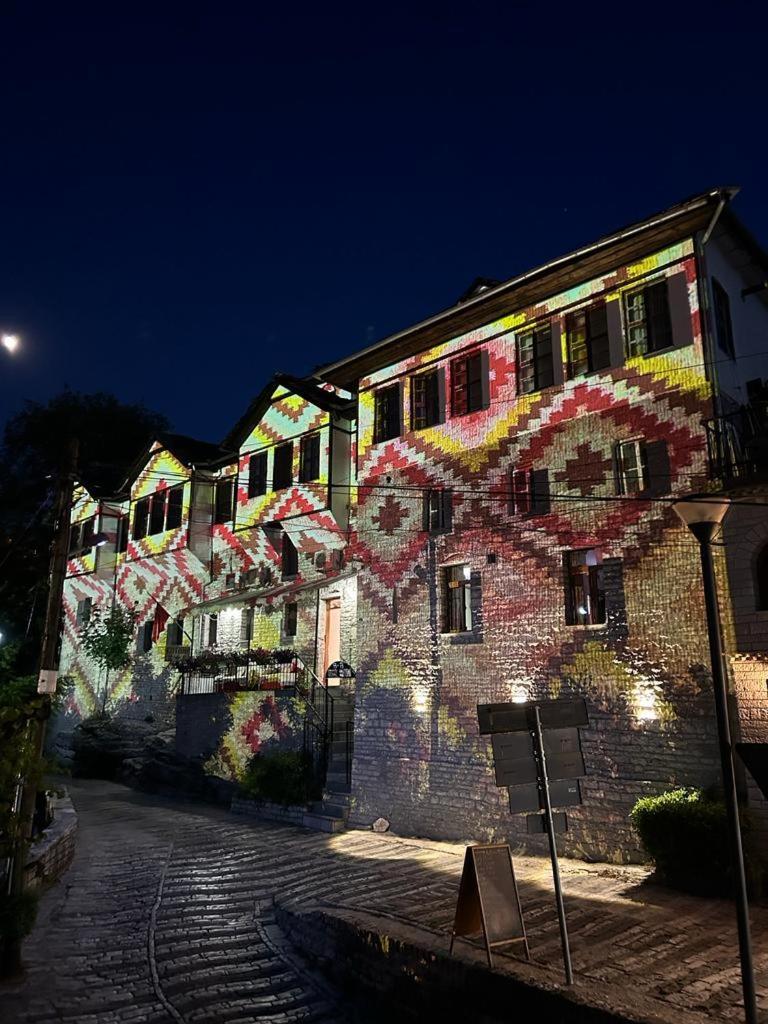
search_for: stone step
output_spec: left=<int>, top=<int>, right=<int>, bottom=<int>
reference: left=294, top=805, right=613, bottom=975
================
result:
left=301, top=811, right=346, bottom=833
left=309, top=801, right=349, bottom=819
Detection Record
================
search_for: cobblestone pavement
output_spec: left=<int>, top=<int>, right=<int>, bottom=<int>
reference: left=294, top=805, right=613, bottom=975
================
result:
left=5, top=779, right=768, bottom=1023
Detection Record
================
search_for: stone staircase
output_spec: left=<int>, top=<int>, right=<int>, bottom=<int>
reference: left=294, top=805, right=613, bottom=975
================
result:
left=302, top=692, right=354, bottom=834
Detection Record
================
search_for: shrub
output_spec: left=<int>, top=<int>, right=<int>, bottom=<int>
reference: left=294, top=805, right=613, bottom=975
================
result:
left=240, top=750, right=317, bottom=806
left=630, top=787, right=762, bottom=897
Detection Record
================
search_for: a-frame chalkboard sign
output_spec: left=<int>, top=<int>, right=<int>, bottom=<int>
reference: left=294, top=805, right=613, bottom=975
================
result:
left=449, top=843, right=529, bottom=968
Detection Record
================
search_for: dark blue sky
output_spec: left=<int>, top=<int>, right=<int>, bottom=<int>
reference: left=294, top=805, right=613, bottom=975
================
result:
left=1, top=4, right=766, bottom=442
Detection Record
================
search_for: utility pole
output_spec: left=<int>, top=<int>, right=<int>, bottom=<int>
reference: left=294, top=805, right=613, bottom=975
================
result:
left=3, top=437, right=78, bottom=976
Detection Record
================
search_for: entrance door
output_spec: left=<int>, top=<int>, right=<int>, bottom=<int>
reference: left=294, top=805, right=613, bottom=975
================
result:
left=321, top=596, right=342, bottom=682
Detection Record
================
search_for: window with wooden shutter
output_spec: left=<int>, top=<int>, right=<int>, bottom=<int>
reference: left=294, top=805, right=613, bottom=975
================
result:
left=566, top=304, right=610, bottom=376
left=214, top=479, right=235, bottom=523
left=76, top=597, right=92, bottom=626
left=284, top=602, right=298, bottom=637
left=509, top=469, right=531, bottom=515
left=248, top=451, right=268, bottom=497
left=240, top=607, right=254, bottom=648
left=423, top=489, right=453, bottom=533
left=564, top=549, right=606, bottom=626
left=411, top=370, right=441, bottom=429
left=165, top=485, right=184, bottom=530
left=299, top=433, right=321, bottom=482
left=133, top=498, right=149, bottom=540
left=624, top=281, right=673, bottom=356
left=68, top=521, right=82, bottom=554
left=273, top=442, right=294, bottom=490
left=281, top=531, right=299, bottom=578
left=80, top=517, right=95, bottom=550
left=511, top=468, right=551, bottom=515
left=373, top=384, right=401, bottom=443
left=149, top=490, right=167, bottom=535
left=451, top=351, right=485, bottom=416
left=142, top=620, right=154, bottom=652
left=444, top=564, right=472, bottom=632
left=712, top=279, right=735, bottom=358
left=517, top=323, right=554, bottom=395
left=615, top=440, right=648, bottom=494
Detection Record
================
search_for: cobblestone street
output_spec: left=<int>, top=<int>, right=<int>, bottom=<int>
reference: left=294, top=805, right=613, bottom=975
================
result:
left=4, top=779, right=768, bottom=1023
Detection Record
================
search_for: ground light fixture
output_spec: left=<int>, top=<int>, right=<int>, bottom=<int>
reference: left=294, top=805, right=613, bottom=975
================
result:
left=672, top=494, right=757, bottom=1024
left=1, top=333, right=20, bottom=353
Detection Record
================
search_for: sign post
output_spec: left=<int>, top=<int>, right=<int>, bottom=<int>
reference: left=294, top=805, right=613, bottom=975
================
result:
left=477, top=697, right=588, bottom=985
left=531, top=704, right=574, bottom=986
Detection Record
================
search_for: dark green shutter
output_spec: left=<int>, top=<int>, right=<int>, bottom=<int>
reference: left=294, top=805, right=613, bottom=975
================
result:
left=667, top=272, right=693, bottom=349
left=644, top=440, right=671, bottom=496
left=606, top=299, right=625, bottom=368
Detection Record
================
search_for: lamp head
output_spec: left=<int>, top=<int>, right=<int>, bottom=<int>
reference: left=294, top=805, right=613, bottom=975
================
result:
left=672, top=494, right=731, bottom=543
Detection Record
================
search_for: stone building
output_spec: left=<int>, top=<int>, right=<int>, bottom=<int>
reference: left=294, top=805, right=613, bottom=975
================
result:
left=57, top=187, right=768, bottom=859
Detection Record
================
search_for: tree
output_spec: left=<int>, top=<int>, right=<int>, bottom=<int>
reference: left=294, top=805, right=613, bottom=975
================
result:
left=0, top=391, right=169, bottom=670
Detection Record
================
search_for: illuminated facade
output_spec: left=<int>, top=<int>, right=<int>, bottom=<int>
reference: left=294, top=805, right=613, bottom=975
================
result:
left=58, top=188, right=768, bottom=859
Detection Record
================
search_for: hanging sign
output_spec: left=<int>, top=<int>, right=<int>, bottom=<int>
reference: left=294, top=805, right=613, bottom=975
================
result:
left=325, top=660, right=356, bottom=679
left=449, top=844, right=529, bottom=968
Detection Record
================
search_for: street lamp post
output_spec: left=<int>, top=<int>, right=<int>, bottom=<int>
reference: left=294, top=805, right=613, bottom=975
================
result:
left=673, top=495, right=757, bottom=1024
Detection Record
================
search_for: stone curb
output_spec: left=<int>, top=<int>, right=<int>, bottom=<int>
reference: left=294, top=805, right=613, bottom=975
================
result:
left=23, top=793, right=77, bottom=891
left=275, top=901, right=712, bottom=1024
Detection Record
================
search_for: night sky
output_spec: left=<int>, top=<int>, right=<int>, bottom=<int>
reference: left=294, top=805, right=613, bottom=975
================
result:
left=1, top=5, right=766, bottom=443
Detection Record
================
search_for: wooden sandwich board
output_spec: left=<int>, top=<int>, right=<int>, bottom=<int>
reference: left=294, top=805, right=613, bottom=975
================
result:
left=449, top=843, right=529, bottom=968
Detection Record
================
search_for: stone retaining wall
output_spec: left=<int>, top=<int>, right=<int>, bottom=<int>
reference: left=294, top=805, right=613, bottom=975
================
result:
left=24, top=794, right=77, bottom=891
left=230, top=795, right=306, bottom=826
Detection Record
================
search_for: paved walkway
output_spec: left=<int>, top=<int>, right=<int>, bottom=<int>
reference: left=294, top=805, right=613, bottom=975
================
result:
left=4, top=780, right=768, bottom=1023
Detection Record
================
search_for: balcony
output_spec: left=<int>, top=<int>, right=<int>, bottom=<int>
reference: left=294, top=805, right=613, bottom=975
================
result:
left=705, top=404, right=768, bottom=487
left=177, top=647, right=307, bottom=695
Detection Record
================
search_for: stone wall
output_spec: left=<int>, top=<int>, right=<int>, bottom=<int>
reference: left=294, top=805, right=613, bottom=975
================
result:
left=24, top=794, right=78, bottom=891
left=176, top=690, right=305, bottom=781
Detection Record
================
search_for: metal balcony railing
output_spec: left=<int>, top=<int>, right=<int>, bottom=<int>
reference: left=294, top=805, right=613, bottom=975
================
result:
left=705, top=404, right=768, bottom=485
left=177, top=649, right=307, bottom=695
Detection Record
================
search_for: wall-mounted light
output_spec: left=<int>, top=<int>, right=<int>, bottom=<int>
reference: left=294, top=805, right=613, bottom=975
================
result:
left=93, top=532, right=109, bottom=547
left=1, top=333, right=20, bottom=354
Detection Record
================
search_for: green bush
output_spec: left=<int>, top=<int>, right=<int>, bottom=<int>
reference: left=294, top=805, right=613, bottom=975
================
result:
left=240, top=750, right=317, bottom=806
left=630, top=788, right=762, bottom=897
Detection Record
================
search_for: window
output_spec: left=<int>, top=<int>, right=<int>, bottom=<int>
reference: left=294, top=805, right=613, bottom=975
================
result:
left=299, top=433, right=321, bottom=482
left=615, top=440, right=648, bottom=495
left=273, top=442, right=293, bottom=490
left=756, top=544, right=768, bottom=611
left=423, top=489, right=453, bottom=533
left=517, top=323, right=554, bottom=395
left=566, top=304, right=610, bottom=377
left=207, top=613, right=218, bottom=647
left=374, top=384, right=401, bottom=443
left=80, top=518, right=95, bottom=551
left=166, top=618, right=184, bottom=647
left=624, top=281, right=673, bottom=357
left=141, top=620, right=154, bottom=652
left=116, top=516, right=129, bottom=553
left=132, top=498, right=150, bottom=540
left=564, top=549, right=606, bottom=626
left=284, top=602, right=298, bottom=638
left=444, top=564, right=472, bottom=633
left=712, top=279, right=735, bottom=359
left=76, top=597, right=92, bottom=627
left=240, top=607, right=254, bottom=648
left=149, top=489, right=167, bottom=535
left=248, top=451, right=268, bottom=497
left=411, top=371, right=441, bottom=429
left=281, top=531, right=299, bottom=578
left=509, top=468, right=551, bottom=515
left=451, top=351, right=486, bottom=416
left=68, top=521, right=82, bottom=554
left=214, top=479, right=235, bottom=524
left=165, top=486, right=184, bottom=530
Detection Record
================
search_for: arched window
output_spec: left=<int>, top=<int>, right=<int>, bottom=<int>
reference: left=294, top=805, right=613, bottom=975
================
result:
left=756, top=544, right=768, bottom=610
